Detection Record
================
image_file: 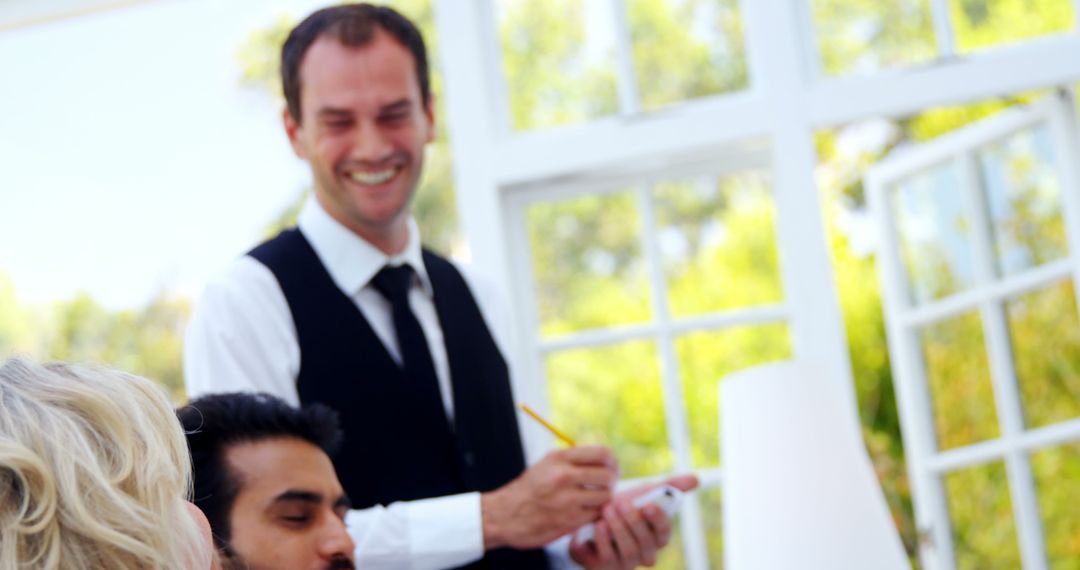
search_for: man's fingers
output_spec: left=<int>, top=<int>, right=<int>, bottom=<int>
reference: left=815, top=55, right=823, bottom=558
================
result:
left=604, top=504, right=639, bottom=566
left=642, top=504, right=673, bottom=547
left=561, top=445, right=618, bottom=469
left=593, top=520, right=617, bottom=564
left=573, top=487, right=615, bottom=509
left=572, top=465, right=618, bottom=489
left=666, top=473, right=700, bottom=492
left=618, top=501, right=658, bottom=562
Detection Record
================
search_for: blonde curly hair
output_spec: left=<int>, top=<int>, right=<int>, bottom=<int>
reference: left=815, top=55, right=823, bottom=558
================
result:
left=0, top=358, right=210, bottom=569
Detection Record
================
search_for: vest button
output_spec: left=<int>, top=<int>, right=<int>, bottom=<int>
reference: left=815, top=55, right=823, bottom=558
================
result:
left=464, top=451, right=476, bottom=466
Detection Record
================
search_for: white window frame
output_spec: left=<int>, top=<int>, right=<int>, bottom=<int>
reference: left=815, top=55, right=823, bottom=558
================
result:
left=434, top=0, right=1080, bottom=568
left=504, top=149, right=784, bottom=569
left=866, top=92, right=1080, bottom=570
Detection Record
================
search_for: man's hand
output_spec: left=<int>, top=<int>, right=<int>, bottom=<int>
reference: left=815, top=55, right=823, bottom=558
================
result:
left=481, top=446, right=618, bottom=550
left=568, top=474, right=700, bottom=569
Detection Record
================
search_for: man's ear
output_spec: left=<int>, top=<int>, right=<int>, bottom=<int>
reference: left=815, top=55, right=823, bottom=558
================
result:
left=282, top=107, right=307, bottom=159
left=423, top=95, right=436, bottom=144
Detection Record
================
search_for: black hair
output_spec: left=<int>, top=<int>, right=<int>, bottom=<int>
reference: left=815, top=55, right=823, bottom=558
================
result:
left=281, top=3, right=431, bottom=123
left=178, top=392, right=343, bottom=549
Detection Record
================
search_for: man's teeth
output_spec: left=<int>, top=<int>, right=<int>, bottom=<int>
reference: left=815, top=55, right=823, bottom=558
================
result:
left=349, top=168, right=396, bottom=185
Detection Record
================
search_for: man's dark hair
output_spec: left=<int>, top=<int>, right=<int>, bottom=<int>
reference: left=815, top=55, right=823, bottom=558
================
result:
left=178, top=392, right=343, bottom=549
left=281, top=3, right=431, bottom=123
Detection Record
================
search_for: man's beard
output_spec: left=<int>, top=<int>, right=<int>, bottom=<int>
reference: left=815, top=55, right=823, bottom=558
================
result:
left=220, top=550, right=355, bottom=570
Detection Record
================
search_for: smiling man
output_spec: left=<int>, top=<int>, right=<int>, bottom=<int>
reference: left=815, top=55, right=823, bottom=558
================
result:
left=179, top=392, right=355, bottom=570
left=184, top=4, right=697, bottom=569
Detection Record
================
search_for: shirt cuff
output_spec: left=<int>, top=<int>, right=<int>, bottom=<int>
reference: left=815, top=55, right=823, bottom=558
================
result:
left=345, top=492, right=484, bottom=570
left=407, top=492, right=484, bottom=568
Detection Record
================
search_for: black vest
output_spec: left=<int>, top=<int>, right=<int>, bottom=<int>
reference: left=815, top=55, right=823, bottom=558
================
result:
left=249, top=230, right=549, bottom=570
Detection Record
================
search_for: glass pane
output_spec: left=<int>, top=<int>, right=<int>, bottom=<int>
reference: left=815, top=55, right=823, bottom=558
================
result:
left=700, top=486, right=725, bottom=569
left=1007, top=281, right=1080, bottom=428
left=627, top=0, right=748, bottom=110
left=654, top=515, right=687, bottom=569
left=950, top=0, right=1075, bottom=54
left=944, top=462, right=1021, bottom=569
left=676, top=324, right=792, bottom=467
left=812, top=0, right=937, bottom=76
left=977, top=125, right=1068, bottom=276
left=545, top=341, right=672, bottom=478
left=891, top=161, right=977, bottom=305
left=921, top=312, right=1000, bottom=449
left=497, top=0, right=619, bottom=131
left=1031, top=443, right=1080, bottom=570
left=527, top=190, right=650, bottom=336
left=655, top=172, right=783, bottom=317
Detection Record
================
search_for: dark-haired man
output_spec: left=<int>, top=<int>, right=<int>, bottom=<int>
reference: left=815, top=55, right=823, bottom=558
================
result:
left=185, top=4, right=697, bottom=569
left=179, top=392, right=355, bottom=570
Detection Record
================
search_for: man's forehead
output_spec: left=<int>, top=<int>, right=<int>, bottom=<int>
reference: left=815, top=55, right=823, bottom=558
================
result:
left=298, top=32, right=420, bottom=101
left=225, top=437, right=342, bottom=499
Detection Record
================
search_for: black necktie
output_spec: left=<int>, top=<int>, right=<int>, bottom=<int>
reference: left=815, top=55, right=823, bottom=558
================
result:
left=371, top=264, right=448, bottom=423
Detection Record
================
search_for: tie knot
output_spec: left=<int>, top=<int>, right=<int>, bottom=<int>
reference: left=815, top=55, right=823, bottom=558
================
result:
left=372, top=264, right=415, bottom=303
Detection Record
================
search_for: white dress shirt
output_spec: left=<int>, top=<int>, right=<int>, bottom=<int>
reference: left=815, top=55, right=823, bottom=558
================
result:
left=184, top=198, right=574, bottom=569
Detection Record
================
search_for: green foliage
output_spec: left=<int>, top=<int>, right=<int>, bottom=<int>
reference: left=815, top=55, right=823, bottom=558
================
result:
left=1031, top=443, right=1080, bottom=569
left=547, top=340, right=673, bottom=478
left=812, top=0, right=937, bottom=76
left=627, top=0, right=747, bottom=110
left=527, top=191, right=651, bottom=335
left=950, top=0, right=1076, bottom=53
left=0, top=276, right=190, bottom=403
left=945, top=462, right=1022, bottom=569
left=498, top=0, right=618, bottom=130
left=1007, top=282, right=1080, bottom=427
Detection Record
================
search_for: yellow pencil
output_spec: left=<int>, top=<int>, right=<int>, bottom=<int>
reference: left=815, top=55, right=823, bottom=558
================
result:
left=518, top=403, right=577, bottom=447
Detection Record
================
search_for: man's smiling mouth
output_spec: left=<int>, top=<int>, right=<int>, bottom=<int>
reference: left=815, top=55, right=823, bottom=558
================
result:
left=349, top=167, right=398, bottom=186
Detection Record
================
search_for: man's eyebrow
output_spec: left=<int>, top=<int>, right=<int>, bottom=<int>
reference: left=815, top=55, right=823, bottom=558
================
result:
left=334, top=494, right=352, bottom=510
left=380, top=99, right=412, bottom=114
left=272, top=490, right=323, bottom=505
left=316, top=108, right=353, bottom=119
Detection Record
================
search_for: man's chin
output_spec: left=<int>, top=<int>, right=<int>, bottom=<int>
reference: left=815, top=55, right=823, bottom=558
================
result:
left=221, top=553, right=355, bottom=570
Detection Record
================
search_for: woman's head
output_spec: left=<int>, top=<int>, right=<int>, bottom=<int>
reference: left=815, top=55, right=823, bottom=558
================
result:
left=0, top=357, right=213, bottom=569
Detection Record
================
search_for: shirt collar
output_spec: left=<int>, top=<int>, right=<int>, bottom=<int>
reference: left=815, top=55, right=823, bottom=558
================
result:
left=297, top=196, right=432, bottom=297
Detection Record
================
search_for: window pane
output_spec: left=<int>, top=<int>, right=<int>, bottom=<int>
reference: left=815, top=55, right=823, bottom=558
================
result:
left=950, top=0, right=1075, bottom=53
left=655, top=516, right=687, bottom=569
left=1031, top=443, right=1080, bottom=570
left=977, top=125, right=1068, bottom=276
left=812, top=0, right=937, bottom=76
left=891, top=161, right=977, bottom=305
left=545, top=341, right=673, bottom=477
left=700, top=486, right=725, bottom=569
left=527, top=190, right=650, bottom=336
left=944, top=462, right=1022, bottom=569
left=921, top=312, right=1000, bottom=449
left=676, top=324, right=792, bottom=467
left=627, top=0, right=748, bottom=110
left=655, top=172, right=783, bottom=317
left=497, top=0, right=618, bottom=131
left=1007, top=281, right=1080, bottom=428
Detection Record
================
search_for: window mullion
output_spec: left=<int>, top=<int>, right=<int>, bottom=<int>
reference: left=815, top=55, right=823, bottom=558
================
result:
left=929, top=0, right=957, bottom=59
left=791, top=0, right=824, bottom=83
left=867, top=167, right=956, bottom=569
left=611, top=0, right=640, bottom=116
left=958, top=150, right=1049, bottom=570
left=1045, top=89, right=1080, bottom=323
left=634, top=183, right=709, bottom=570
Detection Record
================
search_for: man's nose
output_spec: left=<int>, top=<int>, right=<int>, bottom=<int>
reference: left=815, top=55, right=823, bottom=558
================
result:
left=352, top=120, right=393, bottom=162
left=318, top=516, right=356, bottom=561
